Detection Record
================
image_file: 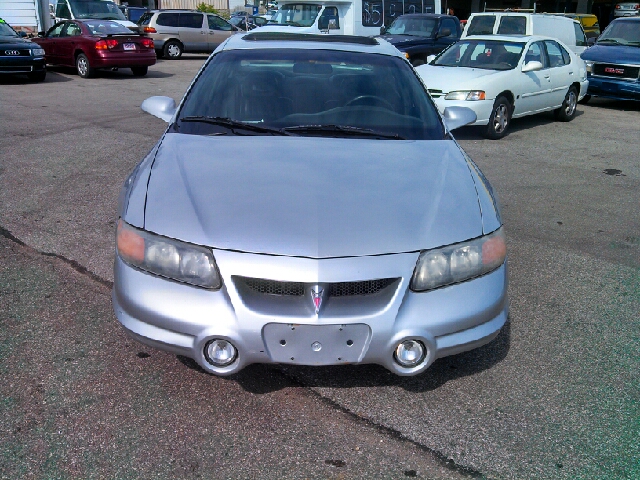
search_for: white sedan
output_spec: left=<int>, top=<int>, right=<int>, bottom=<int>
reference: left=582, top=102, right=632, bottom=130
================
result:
left=416, top=35, right=589, bottom=139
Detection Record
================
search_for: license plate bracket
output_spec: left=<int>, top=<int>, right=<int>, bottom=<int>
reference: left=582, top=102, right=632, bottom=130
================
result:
left=123, top=43, right=136, bottom=51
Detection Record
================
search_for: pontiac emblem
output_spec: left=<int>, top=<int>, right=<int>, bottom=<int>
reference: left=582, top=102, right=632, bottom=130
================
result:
left=310, top=285, right=325, bottom=314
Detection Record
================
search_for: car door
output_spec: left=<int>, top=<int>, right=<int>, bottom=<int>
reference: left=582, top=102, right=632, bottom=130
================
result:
left=178, top=12, right=206, bottom=52
left=39, top=21, right=66, bottom=64
left=206, top=14, right=234, bottom=51
left=57, top=21, right=82, bottom=67
left=543, top=40, right=575, bottom=107
left=514, top=40, right=554, bottom=115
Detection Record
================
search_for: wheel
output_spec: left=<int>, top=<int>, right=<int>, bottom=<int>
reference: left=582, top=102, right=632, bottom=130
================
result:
left=345, top=95, right=394, bottom=110
left=163, top=40, right=182, bottom=59
left=131, top=66, right=148, bottom=77
left=578, top=94, right=591, bottom=105
left=28, top=70, right=46, bottom=82
left=483, top=95, right=511, bottom=139
left=554, top=86, right=578, bottom=121
left=76, top=53, right=94, bottom=78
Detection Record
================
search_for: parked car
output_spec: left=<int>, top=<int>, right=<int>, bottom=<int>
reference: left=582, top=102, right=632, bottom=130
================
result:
left=580, top=17, right=640, bottom=101
left=613, top=2, right=640, bottom=17
left=0, top=17, right=46, bottom=81
left=229, top=14, right=268, bottom=31
left=377, top=14, right=461, bottom=66
left=416, top=35, right=589, bottom=139
left=137, top=9, right=236, bottom=59
left=463, top=12, right=588, bottom=55
left=32, top=19, right=156, bottom=78
left=564, top=13, right=600, bottom=40
left=118, top=5, right=148, bottom=23
left=113, top=31, right=508, bottom=377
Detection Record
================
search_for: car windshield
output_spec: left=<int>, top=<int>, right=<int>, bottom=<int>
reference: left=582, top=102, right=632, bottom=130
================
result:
left=0, top=21, right=19, bottom=37
left=69, top=0, right=127, bottom=20
left=598, top=20, right=640, bottom=45
left=434, top=40, right=525, bottom=70
left=268, top=4, right=322, bottom=27
left=387, top=16, right=437, bottom=36
left=176, top=47, right=444, bottom=140
left=84, top=20, right=131, bottom=34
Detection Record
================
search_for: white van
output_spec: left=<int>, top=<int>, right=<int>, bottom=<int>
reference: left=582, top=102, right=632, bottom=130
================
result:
left=462, top=12, right=588, bottom=54
left=261, top=0, right=441, bottom=36
left=54, top=0, right=139, bottom=31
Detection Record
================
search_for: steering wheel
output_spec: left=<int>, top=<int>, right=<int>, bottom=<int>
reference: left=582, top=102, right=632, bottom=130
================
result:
left=345, top=95, right=394, bottom=110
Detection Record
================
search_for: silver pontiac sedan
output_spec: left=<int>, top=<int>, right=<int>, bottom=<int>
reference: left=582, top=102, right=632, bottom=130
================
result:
left=113, top=32, right=508, bottom=376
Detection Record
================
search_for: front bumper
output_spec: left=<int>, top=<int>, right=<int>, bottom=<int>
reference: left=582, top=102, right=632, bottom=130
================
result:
left=0, top=57, right=46, bottom=75
left=586, top=74, right=640, bottom=101
left=113, top=247, right=508, bottom=376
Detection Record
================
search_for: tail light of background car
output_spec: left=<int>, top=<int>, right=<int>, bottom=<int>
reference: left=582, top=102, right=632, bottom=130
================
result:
left=95, top=39, right=119, bottom=50
left=143, top=27, right=157, bottom=33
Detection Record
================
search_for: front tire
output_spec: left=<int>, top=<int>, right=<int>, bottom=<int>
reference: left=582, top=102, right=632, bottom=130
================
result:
left=163, top=40, right=182, bottom=59
left=131, top=66, right=148, bottom=76
left=484, top=96, right=511, bottom=139
left=555, top=86, right=578, bottom=121
left=76, top=53, right=94, bottom=78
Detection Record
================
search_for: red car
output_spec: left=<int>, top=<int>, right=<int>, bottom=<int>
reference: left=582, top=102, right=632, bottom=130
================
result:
left=32, top=20, right=156, bottom=78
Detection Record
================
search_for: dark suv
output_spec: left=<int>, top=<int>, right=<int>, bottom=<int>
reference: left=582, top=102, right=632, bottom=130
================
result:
left=0, top=18, right=46, bottom=81
left=378, top=14, right=461, bottom=66
left=581, top=17, right=640, bottom=101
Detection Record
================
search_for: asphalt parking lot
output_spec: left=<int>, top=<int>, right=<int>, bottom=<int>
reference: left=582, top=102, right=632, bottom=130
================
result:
left=1, top=56, right=638, bottom=479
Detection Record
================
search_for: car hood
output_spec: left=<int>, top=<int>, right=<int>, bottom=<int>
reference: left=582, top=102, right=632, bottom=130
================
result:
left=0, top=36, right=34, bottom=47
left=379, top=34, right=434, bottom=47
left=416, top=64, right=502, bottom=91
left=142, top=134, right=483, bottom=258
left=581, top=44, right=640, bottom=64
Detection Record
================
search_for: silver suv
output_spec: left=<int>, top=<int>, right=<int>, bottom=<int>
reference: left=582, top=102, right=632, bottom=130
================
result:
left=138, top=10, right=237, bottom=59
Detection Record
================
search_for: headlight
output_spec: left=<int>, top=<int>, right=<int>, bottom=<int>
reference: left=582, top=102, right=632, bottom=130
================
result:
left=584, top=61, right=594, bottom=73
left=444, top=90, right=486, bottom=101
left=411, top=227, right=506, bottom=292
left=116, top=219, right=222, bottom=289
left=32, top=48, right=45, bottom=56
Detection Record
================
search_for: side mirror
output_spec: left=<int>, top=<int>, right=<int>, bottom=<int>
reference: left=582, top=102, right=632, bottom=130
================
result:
left=587, top=37, right=596, bottom=46
left=443, top=106, right=477, bottom=131
left=426, top=54, right=436, bottom=63
left=522, top=60, right=543, bottom=73
left=436, top=28, right=451, bottom=39
left=141, top=96, right=177, bottom=123
left=19, top=31, right=28, bottom=38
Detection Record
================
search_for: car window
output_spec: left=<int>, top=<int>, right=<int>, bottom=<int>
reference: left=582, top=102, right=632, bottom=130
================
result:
left=47, top=22, right=66, bottom=37
left=156, top=13, right=180, bottom=27
left=176, top=48, right=445, bottom=140
left=440, top=18, right=458, bottom=37
left=497, top=16, right=526, bottom=35
left=524, top=41, right=548, bottom=68
left=318, top=7, right=339, bottom=29
left=466, top=15, right=496, bottom=35
left=56, top=1, right=71, bottom=19
left=138, top=12, right=153, bottom=26
left=85, top=20, right=132, bottom=35
left=544, top=40, right=568, bottom=67
left=208, top=14, right=232, bottom=31
left=180, top=13, right=204, bottom=29
left=573, top=22, right=587, bottom=46
left=64, top=22, right=82, bottom=36
left=434, top=39, right=524, bottom=70
left=387, top=16, right=437, bottom=36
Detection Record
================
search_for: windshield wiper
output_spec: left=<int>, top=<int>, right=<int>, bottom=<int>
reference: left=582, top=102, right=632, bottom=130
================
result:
left=597, top=38, right=623, bottom=45
left=179, top=116, right=291, bottom=136
left=282, top=124, right=405, bottom=139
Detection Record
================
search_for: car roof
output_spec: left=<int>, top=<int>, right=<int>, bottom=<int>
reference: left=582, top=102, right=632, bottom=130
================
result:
left=221, top=32, right=404, bottom=57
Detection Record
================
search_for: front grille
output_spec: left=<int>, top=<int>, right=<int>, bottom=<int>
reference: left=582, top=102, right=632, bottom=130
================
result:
left=0, top=49, right=31, bottom=57
left=238, top=277, right=398, bottom=297
left=593, top=63, right=640, bottom=80
left=428, top=89, right=444, bottom=98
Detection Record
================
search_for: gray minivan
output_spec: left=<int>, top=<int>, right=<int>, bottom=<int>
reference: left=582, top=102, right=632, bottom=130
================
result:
left=138, top=10, right=237, bottom=59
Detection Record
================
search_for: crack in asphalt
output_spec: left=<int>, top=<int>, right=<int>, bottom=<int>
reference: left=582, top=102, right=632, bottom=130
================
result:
left=0, top=223, right=484, bottom=478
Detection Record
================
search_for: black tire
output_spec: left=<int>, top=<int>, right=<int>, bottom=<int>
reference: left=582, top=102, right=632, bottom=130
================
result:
left=76, top=53, right=94, bottom=78
left=483, top=95, right=511, bottom=139
left=163, top=40, right=182, bottom=59
left=131, top=66, right=148, bottom=77
left=578, top=94, right=591, bottom=105
left=554, top=86, right=578, bottom=121
left=27, top=70, right=46, bottom=82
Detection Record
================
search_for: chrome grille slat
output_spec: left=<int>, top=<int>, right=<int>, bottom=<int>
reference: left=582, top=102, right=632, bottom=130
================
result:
left=238, top=277, right=398, bottom=297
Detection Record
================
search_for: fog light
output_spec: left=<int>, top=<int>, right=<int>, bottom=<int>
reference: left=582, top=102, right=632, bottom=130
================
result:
left=204, top=339, right=237, bottom=367
left=394, top=340, right=426, bottom=368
